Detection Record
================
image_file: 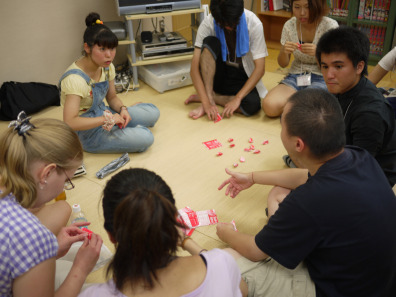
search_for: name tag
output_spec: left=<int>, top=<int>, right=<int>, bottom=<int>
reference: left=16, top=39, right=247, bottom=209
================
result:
left=297, top=73, right=311, bottom=86
left=226, top=60, right=240, bottom=68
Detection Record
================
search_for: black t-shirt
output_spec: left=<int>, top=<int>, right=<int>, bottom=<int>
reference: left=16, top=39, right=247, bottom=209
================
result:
left=255, top=146, right=396, bottom=297
left=337, top=77, right=396, bottom=186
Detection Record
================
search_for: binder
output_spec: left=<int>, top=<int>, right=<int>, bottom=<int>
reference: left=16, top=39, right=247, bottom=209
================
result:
left=273, top=0, right=283, bottom=10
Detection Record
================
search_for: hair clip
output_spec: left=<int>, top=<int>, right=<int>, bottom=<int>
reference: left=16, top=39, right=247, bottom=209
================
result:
left=8, top=111, right=35, bottom=136
left=96, top=19, right=103, bottom=25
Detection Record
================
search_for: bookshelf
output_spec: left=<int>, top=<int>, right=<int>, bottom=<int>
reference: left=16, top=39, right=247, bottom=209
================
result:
left=256, top=9, right=292, bottom=50
left=256, top=0, right=396, bottom=65
left=328, top=0, right=396, bottom=65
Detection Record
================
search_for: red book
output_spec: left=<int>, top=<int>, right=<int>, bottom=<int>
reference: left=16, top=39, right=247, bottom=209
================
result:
left=384, top=0, right=390, bottom=22
left=269, top=0, right=274, bottom=11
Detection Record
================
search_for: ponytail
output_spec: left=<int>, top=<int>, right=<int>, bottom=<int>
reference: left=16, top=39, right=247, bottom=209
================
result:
left=0, top=118, right=83, bottom=207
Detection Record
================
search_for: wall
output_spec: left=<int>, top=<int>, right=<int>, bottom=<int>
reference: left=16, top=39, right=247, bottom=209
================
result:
left=0, top=0, right=124, bottom=86
left=0, top=0, right=255, bottom=86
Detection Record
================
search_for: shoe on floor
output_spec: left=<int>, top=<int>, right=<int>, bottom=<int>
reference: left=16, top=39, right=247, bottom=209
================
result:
left=283, top=155, right=297, bottom=168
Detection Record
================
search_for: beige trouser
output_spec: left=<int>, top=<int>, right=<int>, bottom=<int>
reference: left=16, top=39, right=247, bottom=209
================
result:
left=237, top=257, right=315, bottom=297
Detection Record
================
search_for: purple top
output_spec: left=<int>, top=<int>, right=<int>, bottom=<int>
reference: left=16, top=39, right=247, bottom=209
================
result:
left=79, top=249, right=242, bottom=297
left=0, top=194, right=58, bottom=296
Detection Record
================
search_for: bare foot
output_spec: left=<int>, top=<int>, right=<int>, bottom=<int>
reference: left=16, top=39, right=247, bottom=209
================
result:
left=188, top=105, right=205, bottom=119
left=184, top=94, right=200, bottom=105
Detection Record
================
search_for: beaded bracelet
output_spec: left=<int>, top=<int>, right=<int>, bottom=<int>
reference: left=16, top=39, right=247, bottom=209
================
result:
left=102, top=110, right=115, bottom=131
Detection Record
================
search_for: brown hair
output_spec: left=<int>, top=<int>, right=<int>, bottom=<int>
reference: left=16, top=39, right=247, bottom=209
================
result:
left=0, top=118, right=83, bottom=208
left=291, top=0, right=329, bottom=24
left=102, top=168, right=182, bottom=291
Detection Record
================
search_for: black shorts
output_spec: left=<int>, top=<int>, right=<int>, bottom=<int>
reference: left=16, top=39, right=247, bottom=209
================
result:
left=201, top=36, right=261, bottom=116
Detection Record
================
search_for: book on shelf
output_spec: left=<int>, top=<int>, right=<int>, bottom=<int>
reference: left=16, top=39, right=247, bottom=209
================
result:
left=358, top=0, right=365, bottom=19
left=384, top=0, right=391, bottom=22
left=328, top=0, right=350, bottom=17
left=261, top=0, right=269, bottom=11
left=272, top=0, right=284, bottom=10
left=361, top=0, right=391, bottom=22
left=283, top=0, right=291, bottom=11
left=365, top=0, right=374, bottom=20
left=357, top=24, right=386, bottom=56
left=266, top=0, right=283, bottom=11
left=269, top=0, right=273, bottom=11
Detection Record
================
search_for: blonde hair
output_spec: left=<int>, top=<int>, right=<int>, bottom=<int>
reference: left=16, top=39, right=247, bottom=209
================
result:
left=0, top=118, right=83, bottom=208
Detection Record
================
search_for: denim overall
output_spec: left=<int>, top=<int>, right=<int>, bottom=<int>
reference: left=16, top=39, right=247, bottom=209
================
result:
left=59, top=68, right=160, bottom=153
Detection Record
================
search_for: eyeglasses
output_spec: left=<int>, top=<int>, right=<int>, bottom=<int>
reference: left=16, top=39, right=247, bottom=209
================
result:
left=62, top=168, right=75, bottom=190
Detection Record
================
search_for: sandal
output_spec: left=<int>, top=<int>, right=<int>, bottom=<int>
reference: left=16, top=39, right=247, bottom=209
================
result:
left=282, top=155, right=297, bottom=168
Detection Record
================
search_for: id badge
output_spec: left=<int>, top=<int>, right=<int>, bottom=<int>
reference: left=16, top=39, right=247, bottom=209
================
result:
left=226, top=60, right=240, bottom=68
left=297, top=73, right=311, bottom=86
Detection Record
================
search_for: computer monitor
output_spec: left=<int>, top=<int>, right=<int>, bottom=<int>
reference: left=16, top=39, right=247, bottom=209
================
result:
left=116, top=0, right=201, bottom=15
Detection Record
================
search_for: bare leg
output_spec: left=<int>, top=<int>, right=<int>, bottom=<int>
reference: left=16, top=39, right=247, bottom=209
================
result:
left=30, top=200, right=72, bottom=235
left=200, top=53, right=240, bottom=111
left=262, top=84, right=296, bottom=117
left=188, top=48, right=217, bottom=119
left=200, top=48, right=216, bottom=103
left=267, top=186, right=291, bottom=218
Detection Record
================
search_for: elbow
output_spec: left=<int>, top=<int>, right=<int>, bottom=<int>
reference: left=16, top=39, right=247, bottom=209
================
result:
left=277, top=55, right=289, bottom=68
left=278, top=60, right=288, bottom=68
left=63, top=117, right=78, bottom=131
left=246, top=251, right=269, bottom=262
left=63, top=118, right=73, bottom=128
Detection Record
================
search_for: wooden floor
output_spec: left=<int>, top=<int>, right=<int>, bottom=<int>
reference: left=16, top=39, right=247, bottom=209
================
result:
left=1, top=48, right=394, bottom=283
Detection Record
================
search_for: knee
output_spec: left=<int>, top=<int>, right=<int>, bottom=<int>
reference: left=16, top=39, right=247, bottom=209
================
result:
left=131, top=103, right=160, bottom=126
left=261, top=96, right=282, bottom=118
left=152, top=106, right=160, bottom=122
left=268, top=186, right=291, bottom=204
left=136, top=131, right=155, bottom=152
left=202, top=36, right=221, bottom=51
left=201, top=36, right=221, bottom=61
left=241, top=100, right=261, bottom=116
left=144, top=104, right=160, bottom=125
left=240, top=91, right=261, bottom=116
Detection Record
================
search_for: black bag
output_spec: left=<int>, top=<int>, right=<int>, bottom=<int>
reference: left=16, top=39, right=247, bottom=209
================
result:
left=0, top=81, right=60, bottom=121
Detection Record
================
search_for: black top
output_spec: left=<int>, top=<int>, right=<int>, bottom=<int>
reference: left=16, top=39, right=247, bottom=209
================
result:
left=256, top=147, right=396, bottom=297
left=336, top=76, right=396, bottom=186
